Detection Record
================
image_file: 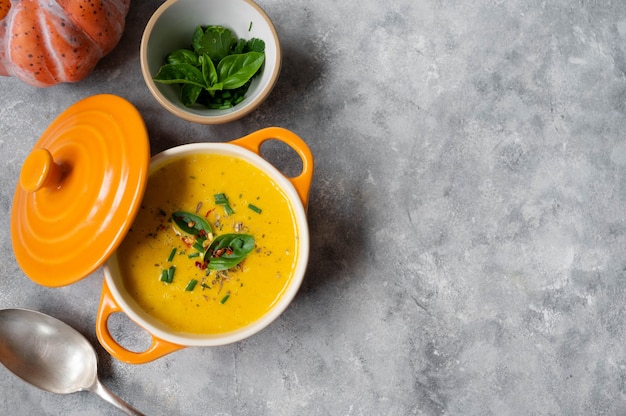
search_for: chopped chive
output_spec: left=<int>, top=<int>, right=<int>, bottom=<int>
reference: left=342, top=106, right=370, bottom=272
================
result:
left=188, top=252, right=200, bottom=258
left=167, top=248, right=177, bottom=262
left=248, top=204, right=262, bottom=214
left=201, top=283, right=211, bottom=289
left=214, top=193, right=234, bottom=215
left=214, top=193, right=227, bottom=204
left=159, top=267, right=175, bottom=284
left=184, top=279, right=198, bottom=291
left=192, top=240, right=205, bottom=252
left=220, top=293, right=230, bottom=304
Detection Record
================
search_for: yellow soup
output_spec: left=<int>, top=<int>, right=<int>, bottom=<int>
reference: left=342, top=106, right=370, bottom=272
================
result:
left=117, top=153, right=299, bottom=334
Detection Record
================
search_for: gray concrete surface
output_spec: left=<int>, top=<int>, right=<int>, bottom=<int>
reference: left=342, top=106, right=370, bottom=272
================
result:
left=2, top=0, right=626, bottom=415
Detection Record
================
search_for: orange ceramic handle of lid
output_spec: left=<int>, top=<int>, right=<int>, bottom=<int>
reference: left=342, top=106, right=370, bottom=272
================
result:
left=96, top=280, right=184, bottom=364
left=19, top=148, right=64, bottom=192
left=230, top=127, right=314, bottom=210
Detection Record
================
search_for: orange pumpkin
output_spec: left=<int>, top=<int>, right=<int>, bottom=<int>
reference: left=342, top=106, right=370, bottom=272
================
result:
left=0, top=0, right=130, bottom=87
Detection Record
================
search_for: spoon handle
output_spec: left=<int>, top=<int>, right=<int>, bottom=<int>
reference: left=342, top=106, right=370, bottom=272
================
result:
left=91, top=379, right=146, bottom=416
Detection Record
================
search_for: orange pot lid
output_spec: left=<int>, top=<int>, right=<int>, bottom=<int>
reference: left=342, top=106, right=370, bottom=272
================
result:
left=11, top=94, right=150, bottom=287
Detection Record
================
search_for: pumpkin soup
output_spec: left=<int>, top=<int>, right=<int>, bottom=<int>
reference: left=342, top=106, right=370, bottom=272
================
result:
left=117, top=153, right=299, bottom=334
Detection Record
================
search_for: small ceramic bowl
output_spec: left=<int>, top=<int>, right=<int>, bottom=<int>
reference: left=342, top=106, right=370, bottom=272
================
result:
left=140, top=0, right=281, bottom=124
left=96, top=127, right=313, bottom=364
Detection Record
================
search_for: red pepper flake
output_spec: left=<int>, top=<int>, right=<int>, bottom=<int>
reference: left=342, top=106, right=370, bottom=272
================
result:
left=195, top=261, right=207, bottom=270
left=210, top=246, right=234, bottom=258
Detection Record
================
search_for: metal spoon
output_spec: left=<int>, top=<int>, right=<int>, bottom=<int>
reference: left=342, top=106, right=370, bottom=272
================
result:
left=0, top=308, right=144, bottom=415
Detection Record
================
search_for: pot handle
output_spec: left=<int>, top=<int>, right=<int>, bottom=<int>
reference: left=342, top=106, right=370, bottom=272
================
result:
left=230, top=127, right=314, bottom=210
left=96, top=280, right=185, bottom=364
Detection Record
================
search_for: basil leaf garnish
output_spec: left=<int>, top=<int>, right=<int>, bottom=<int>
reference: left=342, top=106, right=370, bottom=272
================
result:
left=171, top=211, right=213, bottom=240
left=205, top=233, right=255, bottom=271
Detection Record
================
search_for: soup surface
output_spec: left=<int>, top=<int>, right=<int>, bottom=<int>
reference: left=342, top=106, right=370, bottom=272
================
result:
left=117, top=152, right=299, bottom=334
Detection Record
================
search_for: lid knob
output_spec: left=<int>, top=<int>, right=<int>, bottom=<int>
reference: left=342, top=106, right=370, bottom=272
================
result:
left=19, top=149, right=63, bottom=192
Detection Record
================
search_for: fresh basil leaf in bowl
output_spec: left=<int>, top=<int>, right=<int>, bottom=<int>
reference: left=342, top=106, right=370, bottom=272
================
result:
left=166, top=49, right=199, bottom=65
left=153, top=63, right=206, bottom=87
left=217, top=51, right=265, bottom=90
left=152, top=25, right=265, bottom=109
left=195, top=26, right=235, bottom=61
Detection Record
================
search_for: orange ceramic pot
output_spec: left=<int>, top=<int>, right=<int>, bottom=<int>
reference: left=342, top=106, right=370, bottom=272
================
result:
left=96, top=127, right=313, bottom=364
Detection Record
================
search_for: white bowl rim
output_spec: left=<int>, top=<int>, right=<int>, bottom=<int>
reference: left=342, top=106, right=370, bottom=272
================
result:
left=139, top=0, right=281, bottom=124
left=103, top=142, right=310, bottom=347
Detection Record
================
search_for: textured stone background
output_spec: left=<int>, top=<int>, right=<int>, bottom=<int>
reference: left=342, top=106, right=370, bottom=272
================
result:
left=2, top=0, right=626, bottom=415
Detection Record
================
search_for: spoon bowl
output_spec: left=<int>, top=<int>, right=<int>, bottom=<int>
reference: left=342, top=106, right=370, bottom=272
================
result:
left=0, top=308, right=143, bottom=415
